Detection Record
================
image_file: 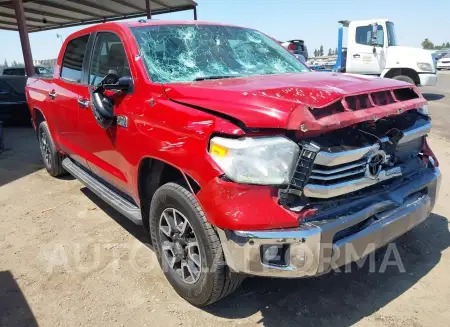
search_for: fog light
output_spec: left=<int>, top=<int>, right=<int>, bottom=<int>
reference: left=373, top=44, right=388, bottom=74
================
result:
left=263, top=245, right=280, bottom=261
left=261, top=244, right=289, bottom=266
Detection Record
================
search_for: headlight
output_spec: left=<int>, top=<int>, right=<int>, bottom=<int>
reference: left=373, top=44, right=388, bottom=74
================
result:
left=417, top=62, right=433, bottom=72
left=209, top=136, right=300, bottom=185
left=418, top=104, right=429, bottom=116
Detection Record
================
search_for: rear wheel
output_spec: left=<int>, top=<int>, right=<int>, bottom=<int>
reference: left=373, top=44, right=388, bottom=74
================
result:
left=149, top=182, right=243, bottom=307
left=392, top=75, right=415, bottom=85
left=38, top=121, right=65, bottom=177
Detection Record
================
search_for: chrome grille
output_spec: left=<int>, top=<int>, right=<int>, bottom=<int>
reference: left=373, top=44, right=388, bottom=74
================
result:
left=290, top=120, right=432, bottom=199
left=309, top=159, right=367, bottom=185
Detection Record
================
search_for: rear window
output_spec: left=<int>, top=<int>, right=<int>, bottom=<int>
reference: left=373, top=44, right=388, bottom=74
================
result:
left=3, top=68, right=25, bottom=76
left=61, top=34, right=89, bottom=83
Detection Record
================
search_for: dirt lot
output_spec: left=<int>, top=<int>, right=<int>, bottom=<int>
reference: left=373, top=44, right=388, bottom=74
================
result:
left=1, top=73, right=450, bottom=327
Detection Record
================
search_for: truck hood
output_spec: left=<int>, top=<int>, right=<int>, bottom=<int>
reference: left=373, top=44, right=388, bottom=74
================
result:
left=385, top=46, right=435, bottom=70
left=164, top=72, right=426, bottom=133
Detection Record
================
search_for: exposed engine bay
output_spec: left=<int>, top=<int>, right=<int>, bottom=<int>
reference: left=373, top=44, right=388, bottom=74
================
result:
left=280, top=109, right=432, bottom=209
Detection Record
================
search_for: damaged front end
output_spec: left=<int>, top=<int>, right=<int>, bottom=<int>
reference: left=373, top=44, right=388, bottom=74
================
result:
left=214, top=88, right=441, bottom=278
left=280, top=109, right=435, bottom=209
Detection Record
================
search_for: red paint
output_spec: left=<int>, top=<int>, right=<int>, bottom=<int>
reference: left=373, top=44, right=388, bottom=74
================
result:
left=25, top=21, right=433, bottom=231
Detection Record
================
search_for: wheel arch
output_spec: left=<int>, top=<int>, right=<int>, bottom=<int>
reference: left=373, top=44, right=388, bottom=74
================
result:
left=382, top=68, right=420, bottom=85
left=31, top=107, right=46, bottom=131
left=137, top=157, right=201, bottom=231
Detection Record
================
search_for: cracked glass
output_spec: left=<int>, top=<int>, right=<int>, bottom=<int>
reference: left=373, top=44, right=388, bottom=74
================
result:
left=131, top=24, right=309, bottom=83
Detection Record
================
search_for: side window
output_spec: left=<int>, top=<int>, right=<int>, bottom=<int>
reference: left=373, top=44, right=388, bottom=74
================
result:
left=89, top=32, right=130, bottom=85
left=0, top=81, right=12, bottom=96
left=355, top=25, right=384, bottom=46
left=61, top=34, right=89, bottom=83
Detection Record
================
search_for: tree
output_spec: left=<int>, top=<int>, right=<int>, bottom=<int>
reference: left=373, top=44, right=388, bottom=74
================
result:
left=319, top=45, right=324, bottom=56
left=328, top=48, right=333, bottom=56
left=335, top=47, right=338, bottom=55
left=421, top=38, right=434, bottom=49
left=446, top=42, right=450, bottom=48
left=3, top=59, right=8, bottom=68
left=314, top=49, right=318, bottom=57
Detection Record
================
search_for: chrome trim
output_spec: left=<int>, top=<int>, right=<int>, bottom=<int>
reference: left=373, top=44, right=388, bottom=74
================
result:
left=380, top=121, right=431, bottom=145
left=304, top=166, right=402, bottom=198
left=303, top=121, right=431, bottom=198
left=217, top=167, right=440, bottom=278
left=313, top=121, right=431, bottom=167
left=311, top=160, right=366, bottom=175
left=314, top=143, right=379, bottom=166
left=309, top=166, right=366, bottom=181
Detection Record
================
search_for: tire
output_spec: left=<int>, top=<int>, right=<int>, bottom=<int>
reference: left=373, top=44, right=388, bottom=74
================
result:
left=392, top=75, right=415, bottom=85
left=149, top=182, right=243, bottom=307
left=38, top=121, right=65, bottom=177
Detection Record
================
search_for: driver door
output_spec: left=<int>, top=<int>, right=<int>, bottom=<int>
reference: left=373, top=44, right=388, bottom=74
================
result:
left=76, top=32, right=133, bottom=194
left=346, top=23, right=386, bottom=75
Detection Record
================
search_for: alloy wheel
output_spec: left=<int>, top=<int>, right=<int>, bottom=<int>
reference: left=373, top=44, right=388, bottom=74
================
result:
left=40, top=131, right=51, bottom=166
left=159, top=208, right=202, bottom=284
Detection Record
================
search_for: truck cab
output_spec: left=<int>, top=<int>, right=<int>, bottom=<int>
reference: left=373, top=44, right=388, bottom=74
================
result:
left=335, top=19, right=437, bottom=86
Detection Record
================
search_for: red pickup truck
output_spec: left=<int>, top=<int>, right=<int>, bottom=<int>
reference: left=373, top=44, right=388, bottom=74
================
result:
left=26, top=21, right=441, bottom=306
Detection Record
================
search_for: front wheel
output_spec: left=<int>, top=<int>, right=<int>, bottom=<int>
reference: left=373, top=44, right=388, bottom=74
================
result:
left=149, top=182, right=243, bottom=307
left=392, top=75, right=415, bottom=84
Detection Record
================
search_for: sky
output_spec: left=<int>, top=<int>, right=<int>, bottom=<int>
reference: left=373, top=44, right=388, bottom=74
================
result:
left=1, top=0, right=449, bottom=63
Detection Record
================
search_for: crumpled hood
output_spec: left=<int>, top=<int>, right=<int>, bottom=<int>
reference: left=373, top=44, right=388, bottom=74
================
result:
left=164, top=72, right=424, bottom=130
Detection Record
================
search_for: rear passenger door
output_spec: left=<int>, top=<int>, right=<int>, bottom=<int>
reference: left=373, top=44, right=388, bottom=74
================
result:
left=52, top=34, right=91, bottom=165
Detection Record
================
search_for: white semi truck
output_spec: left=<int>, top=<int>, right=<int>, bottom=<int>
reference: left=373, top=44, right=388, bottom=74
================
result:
left=331, top=19, right=437, bottom=86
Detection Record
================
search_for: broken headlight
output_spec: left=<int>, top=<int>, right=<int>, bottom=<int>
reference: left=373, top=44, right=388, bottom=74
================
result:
left=209, top=136, right=300, bottom=185
left=418, top=104, right=430, bottom=116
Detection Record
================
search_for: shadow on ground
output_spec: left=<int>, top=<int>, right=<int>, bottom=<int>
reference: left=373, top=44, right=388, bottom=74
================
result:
left=0, top=127, right=43, bottom=187
left=423, top=93, right=445, bottom=101
left=205, top=214, right=450, bottom=327
left=0, top=271, right=39, bottom=327
left=79, top=182, right=450, bottom=327
left=80, top=187, right=151, bottom=247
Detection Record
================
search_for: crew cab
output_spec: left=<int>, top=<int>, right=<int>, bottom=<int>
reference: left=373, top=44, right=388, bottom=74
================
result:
left=26, top=21, right=441, bottom=307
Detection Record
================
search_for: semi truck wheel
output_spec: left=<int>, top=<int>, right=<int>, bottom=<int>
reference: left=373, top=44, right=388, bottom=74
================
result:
left=38, top=121, right=65, bottom=177
left=393, top=75, right=415, bottom=84
left=149, top=182, right=243, bottom=307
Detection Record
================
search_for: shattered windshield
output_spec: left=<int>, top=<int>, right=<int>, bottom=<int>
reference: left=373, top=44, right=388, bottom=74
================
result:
left=131, top=24, right=309, bottom=83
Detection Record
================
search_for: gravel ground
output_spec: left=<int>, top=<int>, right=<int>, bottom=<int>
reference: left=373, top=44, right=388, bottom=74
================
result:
left=1, top=73, right=449, bottom=327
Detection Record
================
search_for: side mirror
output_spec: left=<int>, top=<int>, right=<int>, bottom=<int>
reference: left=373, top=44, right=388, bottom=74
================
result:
left=371, top=24, right=378, bottom=46
left=103, top=76, right=133, bottom=93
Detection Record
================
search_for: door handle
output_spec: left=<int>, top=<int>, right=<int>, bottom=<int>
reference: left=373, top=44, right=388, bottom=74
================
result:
left=353, top=54, right=360, bottom=58
left=48, top=90, right=57, bottom=99
left=77, top=98, right=89, bottom=108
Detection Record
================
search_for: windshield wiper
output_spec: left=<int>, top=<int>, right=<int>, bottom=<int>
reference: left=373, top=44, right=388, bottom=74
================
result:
left=194, top=75, right=241, bottom=81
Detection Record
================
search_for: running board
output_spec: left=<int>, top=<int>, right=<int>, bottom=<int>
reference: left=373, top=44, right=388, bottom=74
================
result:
left=62, top=158, right=143, bottom=225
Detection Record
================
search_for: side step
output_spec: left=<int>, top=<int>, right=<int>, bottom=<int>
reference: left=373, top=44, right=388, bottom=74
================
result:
left=62, top=158, right=143, bottom=225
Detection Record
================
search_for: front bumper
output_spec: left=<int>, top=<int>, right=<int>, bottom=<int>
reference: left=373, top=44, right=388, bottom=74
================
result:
left=437, top=62, right=450, bottom=69
left=418, top=73, right=437, bottom=86
left=217, top=167, right=441, bottom=278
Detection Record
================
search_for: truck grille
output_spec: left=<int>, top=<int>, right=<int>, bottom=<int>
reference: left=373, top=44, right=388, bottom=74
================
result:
left=309, top=159, right=367, bottom=186
left=287, top=118, right=431, bottom=199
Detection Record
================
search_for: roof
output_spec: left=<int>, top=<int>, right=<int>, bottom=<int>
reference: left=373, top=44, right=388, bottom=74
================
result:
left=0, top=0, right=197, bottom=32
